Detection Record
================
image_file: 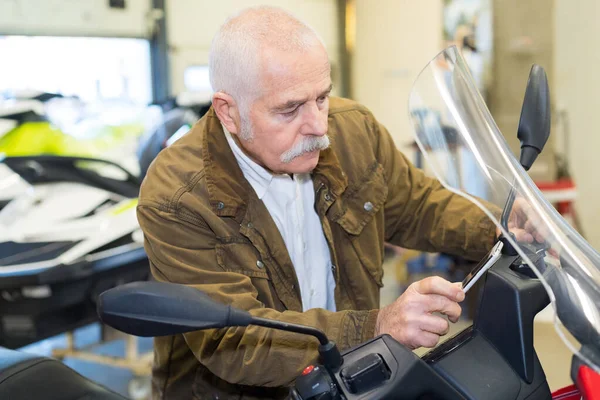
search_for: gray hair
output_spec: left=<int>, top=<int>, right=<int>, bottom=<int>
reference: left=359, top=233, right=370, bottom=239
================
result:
left=208, top=5, right=326, bottom=127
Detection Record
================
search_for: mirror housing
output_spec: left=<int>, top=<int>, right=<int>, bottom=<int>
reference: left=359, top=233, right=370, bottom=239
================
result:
left=97, top=281, right=253, bottom=337
left=517, top=65, right=551, bottom=171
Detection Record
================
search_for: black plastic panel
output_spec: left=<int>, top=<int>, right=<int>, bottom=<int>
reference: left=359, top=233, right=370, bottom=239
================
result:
left=334, top=335, right=465, bottom=399
left=424, top=253, right=552, bottom=400
left=432, top=332, right=521, bottom=400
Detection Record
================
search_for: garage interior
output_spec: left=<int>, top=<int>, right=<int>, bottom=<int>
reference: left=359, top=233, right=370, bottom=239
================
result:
left=0, top=1, right=598, bottom=399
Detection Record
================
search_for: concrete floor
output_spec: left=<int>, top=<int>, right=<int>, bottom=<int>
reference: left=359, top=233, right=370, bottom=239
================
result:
left=18, top=252, right=576, bottom=398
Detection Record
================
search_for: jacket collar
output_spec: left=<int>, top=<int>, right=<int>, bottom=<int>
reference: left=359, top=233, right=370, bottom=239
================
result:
left=312, top=139, right=348, bottom=198
left=222, top=124, right=274, bottom=200
left=202, top=108, right=251, bottom=220
left=202, top=107, right=348, bottom=219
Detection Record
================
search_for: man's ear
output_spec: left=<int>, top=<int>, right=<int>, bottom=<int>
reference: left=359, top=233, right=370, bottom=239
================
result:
left=212, top=92, right=240, bottom=134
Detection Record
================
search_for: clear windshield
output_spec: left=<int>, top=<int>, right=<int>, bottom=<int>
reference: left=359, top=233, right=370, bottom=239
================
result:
left=408, top=46, right=600, bottom=372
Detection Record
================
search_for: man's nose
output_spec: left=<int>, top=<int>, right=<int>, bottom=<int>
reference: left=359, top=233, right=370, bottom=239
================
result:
left=303, top=101, right=328, bottom=136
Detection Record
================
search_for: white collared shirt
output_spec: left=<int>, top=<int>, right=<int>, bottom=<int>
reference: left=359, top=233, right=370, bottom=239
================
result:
left=223, top=127, right=336, bottom=312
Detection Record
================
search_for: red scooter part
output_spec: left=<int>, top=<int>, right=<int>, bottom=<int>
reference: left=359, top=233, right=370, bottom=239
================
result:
left=551, top=365, right=600, bottom=400
left=578, top=365, right=600, bottom=400
left=552, top=385, right=580, bottom=400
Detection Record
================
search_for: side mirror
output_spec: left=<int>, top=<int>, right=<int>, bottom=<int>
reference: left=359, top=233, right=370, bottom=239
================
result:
left=517, top=65, right=551, bottom=171
left=97, top=281, right=253, bottom=337
left=97, top=281, right=344, bottom=370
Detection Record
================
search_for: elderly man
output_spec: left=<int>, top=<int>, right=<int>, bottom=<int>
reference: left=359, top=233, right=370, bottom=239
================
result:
left=137, top=6, right=501, bottom=399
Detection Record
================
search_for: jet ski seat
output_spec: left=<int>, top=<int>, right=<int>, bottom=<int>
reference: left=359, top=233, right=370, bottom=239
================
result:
left=0, top=346, right=127, bottom=399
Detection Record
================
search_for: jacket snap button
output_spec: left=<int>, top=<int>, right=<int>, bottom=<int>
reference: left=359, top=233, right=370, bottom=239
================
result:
left=364, top=201, right=374, bottom=212
left=216, top=202, right=224, bottom=210
left=324, top=193, right=332, bottom=201
left=247, top=222, right=253, bottom=229
left=256, top=260, right=265, bottom=269
left=331, top=264, right=337, bottom=273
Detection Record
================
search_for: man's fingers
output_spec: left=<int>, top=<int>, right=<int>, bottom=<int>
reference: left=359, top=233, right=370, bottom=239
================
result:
left=419, top=315, right=450, bottom=336
left=535, top=232, right=546, bottom=243
left=414, top=276, right=465, bottom=302
left=417, top=331, right=442, bottom=348
left=524, top=219, right=550, bottom=243
left=424, top=294, right=462, bottom=322
left=511, top=228, right=534, bottom=243
left=511, top=198, right=551, bottom=244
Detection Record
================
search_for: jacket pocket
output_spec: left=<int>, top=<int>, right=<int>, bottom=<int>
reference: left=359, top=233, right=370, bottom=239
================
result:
left=331, top=162, right=388, bottom=289
left=215, top=242, right=270, bottom=280
left=215, top=242, right=285, bottom=310
left=332, top=161, right=388, bottom=236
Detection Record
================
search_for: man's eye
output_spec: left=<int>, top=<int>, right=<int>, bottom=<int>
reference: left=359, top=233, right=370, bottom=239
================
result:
left=317, top=95, right=328, bottom=104
left=283, top=108, right=299, bottom=117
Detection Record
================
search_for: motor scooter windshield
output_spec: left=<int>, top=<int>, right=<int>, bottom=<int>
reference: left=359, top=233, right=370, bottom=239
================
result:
left=408, top=46, right=600, bottom=372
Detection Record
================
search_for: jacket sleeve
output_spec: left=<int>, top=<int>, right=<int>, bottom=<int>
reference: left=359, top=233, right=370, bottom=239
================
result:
left=369, top=116, right=499, bottom=261
left=137, top=203, right=379, bottom=388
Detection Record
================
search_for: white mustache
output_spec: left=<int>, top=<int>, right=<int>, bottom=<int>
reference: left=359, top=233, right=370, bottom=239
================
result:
left=280, top=135, right=330, bottom=164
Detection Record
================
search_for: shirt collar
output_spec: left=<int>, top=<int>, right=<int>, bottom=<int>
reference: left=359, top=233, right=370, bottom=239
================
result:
left=222, top=124, right=273, bottom=199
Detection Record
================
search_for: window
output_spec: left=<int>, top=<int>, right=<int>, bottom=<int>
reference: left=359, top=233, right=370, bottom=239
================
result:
left=183, top=65, right=211, bottom=93
left=0, top=36, right=152, bottom=105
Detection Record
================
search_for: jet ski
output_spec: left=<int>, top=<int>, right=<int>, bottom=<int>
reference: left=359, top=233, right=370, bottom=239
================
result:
left=0, top=91, right=209, bottom=349
left=0, top=91, right=60, bottom=208
left=0, top=155, right=148, bottom=349
left=0, top=91, right=154, bottom=208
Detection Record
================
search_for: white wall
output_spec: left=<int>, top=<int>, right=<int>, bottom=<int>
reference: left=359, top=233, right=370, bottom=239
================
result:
left=166, top=0, right=341, bottom=96
left=554, top=0, right=600, bottom=248
left=0, top=0, right=151, bottom=38
left=352, top=0, right=443, bottom=153
left=0, top=1, right=341, bottom=99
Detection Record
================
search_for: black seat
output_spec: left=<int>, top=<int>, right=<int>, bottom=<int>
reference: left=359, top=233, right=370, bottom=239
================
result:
left=0, top=347, right=127, bottom=399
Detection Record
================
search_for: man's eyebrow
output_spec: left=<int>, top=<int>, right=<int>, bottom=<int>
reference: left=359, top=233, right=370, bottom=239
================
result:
left=319, top=84, right=334, bottom=97
left=273, top=84, right=334, bottom=112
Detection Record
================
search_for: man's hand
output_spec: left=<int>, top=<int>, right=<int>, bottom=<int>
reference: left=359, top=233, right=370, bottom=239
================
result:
left=375, top=276, right=464, bottom=350
left=495, top=197, right=547, bottom=243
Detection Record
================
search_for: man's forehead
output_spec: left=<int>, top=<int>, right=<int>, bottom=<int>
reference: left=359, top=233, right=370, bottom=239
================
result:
left=258, top=46, right=330, bottom=90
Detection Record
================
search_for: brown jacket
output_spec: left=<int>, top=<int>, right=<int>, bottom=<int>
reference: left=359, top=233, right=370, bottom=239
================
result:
left=137, top=97, right=497, bottom=399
